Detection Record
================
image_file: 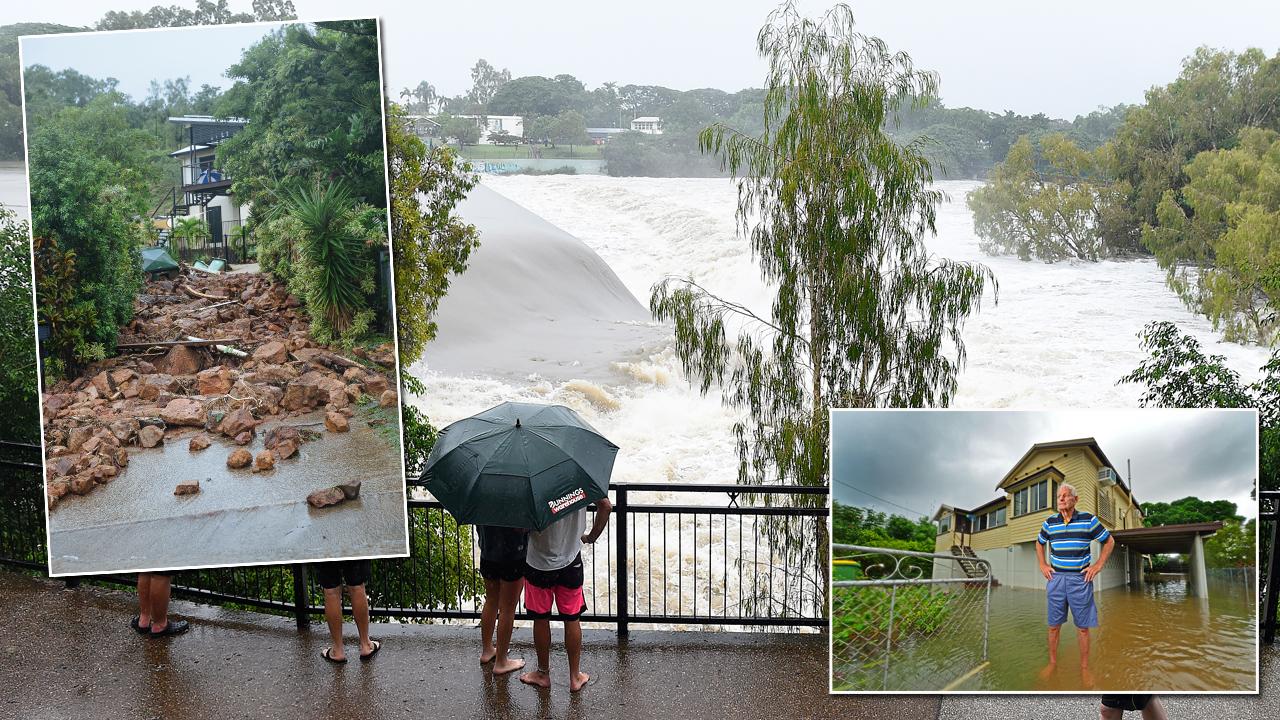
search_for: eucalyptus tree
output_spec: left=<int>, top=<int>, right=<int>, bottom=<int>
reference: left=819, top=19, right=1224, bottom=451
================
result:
left=650, top=2, right=995, bottom=594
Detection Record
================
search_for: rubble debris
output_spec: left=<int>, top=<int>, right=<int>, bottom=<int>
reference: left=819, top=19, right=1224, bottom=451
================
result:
left=174, top=480, right=201, bottom=495
left=42, top=269, right=399, bottom=508
left=227, top=449, right=252, bottom=469
left=306, top=486, right=346, bottom=508
left=338, top=480, right=361, bottom=500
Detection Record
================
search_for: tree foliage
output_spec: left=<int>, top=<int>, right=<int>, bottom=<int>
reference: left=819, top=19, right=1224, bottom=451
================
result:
left=1141, top=496, right=1243, bottom=527
left=0, top=209, right=38, bottom=441
left=285, top=181, right=376, bottom=345
left=1119, top=320, right=1276, bottom=492
left=1205, top=518, right=1255, bottom=568
left=386, top=104, right=480, bottom=368
left=1144, top=128, right=1280, bottom=343
left=651, top=3, right=995, bottom=590
left=215, top=20, right=386, bottom=214
left=94, top=0, right=296, bottom=30
left=968, top=133, right=1128, bottom=261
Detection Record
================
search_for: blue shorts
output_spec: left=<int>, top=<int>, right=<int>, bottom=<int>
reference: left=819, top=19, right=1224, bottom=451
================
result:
left=1046, top=571, right=1097, bottom=628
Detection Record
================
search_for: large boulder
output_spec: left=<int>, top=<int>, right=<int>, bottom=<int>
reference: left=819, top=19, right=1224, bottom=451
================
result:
left=252, top=341, right=289, bottom=365
left=219, top=407, right=258, bottom=438
left=324, top=412, right=349, bottom=433
left=159, top=344, right=203, bottom=375
left=160, top=397, right=206, bottom=427
left=137, top=425, right=165, bottom=448
left=196, top=366, right=233, bottom=395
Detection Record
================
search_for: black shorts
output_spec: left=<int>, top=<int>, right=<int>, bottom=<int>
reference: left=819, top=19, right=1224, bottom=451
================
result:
left=523, top=553, right=584, bottom=590
left=480, top=557, right=524, bottom=582
left=1101, top=696, right=1152, bottom=711
left=314, top=559, right=372, bottom=590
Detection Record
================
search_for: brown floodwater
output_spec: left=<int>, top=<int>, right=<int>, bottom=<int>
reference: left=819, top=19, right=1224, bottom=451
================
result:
left=857, top=575, right=1256, bottom=692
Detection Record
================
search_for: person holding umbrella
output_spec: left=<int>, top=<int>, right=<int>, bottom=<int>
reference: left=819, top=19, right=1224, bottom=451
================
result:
left=519, top=495, right=611, bottom=692
left=422, top=401, right=620, bottom=692
left=478, top=524, right=527, bottom=674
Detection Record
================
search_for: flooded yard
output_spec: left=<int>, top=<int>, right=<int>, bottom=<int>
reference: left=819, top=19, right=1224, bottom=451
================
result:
left=841, top=575, right=1257, bottom=692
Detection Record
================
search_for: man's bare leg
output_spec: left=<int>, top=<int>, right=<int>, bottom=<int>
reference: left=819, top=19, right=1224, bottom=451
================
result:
left=1040, top=625, right=1061, bottom=679
left=137, top=574, right=154, bottom=628
left=147, top=574, right=173, bottom=632
left=1078, top=627, right=1094, bottom=686
left=519, top=618, right=552, bottom=688
left=480, top=577, right=500, bottom=663
left=322, top=586, right=346, bottom=661
left=1141, top=697, right=1168, bottom=720
left=566, top=619, right=589, bottom=692
left=350, top=584, right=375, bottom=657
left=1099, top=705, right=1123, bottom=720
left=493, top=579, right=525, bottom=675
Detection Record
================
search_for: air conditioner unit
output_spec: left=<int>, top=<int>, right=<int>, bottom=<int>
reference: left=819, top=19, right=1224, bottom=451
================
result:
left=1097, top=467, right=1119, bottom=487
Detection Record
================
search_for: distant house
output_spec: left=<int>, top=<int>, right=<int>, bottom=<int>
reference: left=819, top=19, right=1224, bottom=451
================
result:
left=630, top=116, right=663, bottom=134
left=446, top=114, right=524, bottom=144
left=163, top=115, right=251, bottom=263
left=931, top=437, right=1222, bottom=596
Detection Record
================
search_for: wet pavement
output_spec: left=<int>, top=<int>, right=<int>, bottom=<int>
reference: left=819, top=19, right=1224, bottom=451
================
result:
left=1, top=570, right=936, bottom=720
left=47, top=412, right=407, bottom=575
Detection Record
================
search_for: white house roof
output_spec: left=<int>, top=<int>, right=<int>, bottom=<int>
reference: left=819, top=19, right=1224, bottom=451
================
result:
left=632, top=116, right=661, bottom=123
left=167, top=144, right=212, bottom=157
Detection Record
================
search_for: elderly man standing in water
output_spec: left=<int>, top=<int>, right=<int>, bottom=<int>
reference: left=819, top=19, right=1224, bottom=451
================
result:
left=1036, top=482, right=1115, bottom=685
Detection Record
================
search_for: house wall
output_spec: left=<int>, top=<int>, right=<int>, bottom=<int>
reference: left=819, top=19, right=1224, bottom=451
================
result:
left=969, top=523, right=1011, bottom=552
left=932, top=541, right=1133, bottom=591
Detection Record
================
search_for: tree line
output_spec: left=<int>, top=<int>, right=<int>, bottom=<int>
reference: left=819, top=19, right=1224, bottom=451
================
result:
left=969, top=47, right=1280, bottom=344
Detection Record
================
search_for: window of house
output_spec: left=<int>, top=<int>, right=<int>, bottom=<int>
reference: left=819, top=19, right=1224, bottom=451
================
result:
left=938, top=515, right=950, bottom=534
left=1014, top=478, right=1054, bottom=517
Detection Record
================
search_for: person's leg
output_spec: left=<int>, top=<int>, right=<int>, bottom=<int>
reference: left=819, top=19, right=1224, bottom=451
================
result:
left=1047, top=625, right=1061, bottom=666
left=1099, top=705, right=1123, bottom=720
left=566, top=619, right=588, bottom=691
left=137, top=574, right=154, bottom=627
left=1077, top=627, right=1091, bottom=668
left=481, top=576, right=500, bottom=663
left=322, top=586, right=346, bottom=661
left=1141, top=697, right=1167, bottom=720
left=493, top=578, right=525, bottom=674
left=349, top=584, right=375, bottom=657
left=519, top=619, right=552, bottom=688
left=148, top=574, right=173, bottom=632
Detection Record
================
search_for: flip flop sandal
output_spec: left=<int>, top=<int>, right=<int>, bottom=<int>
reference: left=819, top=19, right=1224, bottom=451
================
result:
left=359, top=640, right=381, bottom=661
left=322, top=647, right=347, bottom=664
left=149, top=619, right=190, bottom=638
left=129, top=616, right=150, bottom=635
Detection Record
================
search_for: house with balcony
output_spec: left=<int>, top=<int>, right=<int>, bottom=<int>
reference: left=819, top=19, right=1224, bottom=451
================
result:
left=931, top=438, right=1222, bottom=596
left=159, top=115, right=252, bottom=264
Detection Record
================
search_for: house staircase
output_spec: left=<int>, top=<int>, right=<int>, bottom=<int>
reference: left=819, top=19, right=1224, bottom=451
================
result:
left=950, top=544, right=992, bottom=580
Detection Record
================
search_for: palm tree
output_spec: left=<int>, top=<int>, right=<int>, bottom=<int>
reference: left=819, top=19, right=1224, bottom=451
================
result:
left=171, top=216, right=206, bottom=260
left=286, top=181, right=367, bottom=335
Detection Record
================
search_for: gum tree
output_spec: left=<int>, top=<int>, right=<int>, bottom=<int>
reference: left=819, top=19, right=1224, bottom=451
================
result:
left=650, top=2, right=995, bottom=596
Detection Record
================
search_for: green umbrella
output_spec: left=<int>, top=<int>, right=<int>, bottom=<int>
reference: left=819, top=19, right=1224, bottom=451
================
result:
left=422, top=402, right=618, bottom=530
left=140, top=247, right=179, bottom=274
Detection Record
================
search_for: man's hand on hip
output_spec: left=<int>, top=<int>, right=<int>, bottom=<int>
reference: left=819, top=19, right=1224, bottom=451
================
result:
left=1040, top=564, right=1054, bottom=581
left=1083, top=564, right=1101, bottom=583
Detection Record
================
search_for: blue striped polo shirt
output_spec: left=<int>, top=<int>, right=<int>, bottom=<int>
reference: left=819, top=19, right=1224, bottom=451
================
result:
left=1037, top=510, right=1110, bottom=572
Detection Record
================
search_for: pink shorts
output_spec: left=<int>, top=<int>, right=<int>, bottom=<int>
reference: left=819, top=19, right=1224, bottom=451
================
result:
left=523, top=583, right=586, bottom=621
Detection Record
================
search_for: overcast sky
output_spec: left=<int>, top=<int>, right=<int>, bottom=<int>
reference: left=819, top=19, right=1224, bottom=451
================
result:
left=20, top=22, right=286, bottom=101
left=8, top=0, right=1280, bottom=119
left=831, top=409, right=1257, bottom=522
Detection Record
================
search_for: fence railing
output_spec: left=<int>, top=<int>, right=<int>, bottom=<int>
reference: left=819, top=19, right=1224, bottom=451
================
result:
left=830, top=543, right=993, bottom=692
left=161, top=219, right=255, bottom=265
left=0, top=444, right=827, bottom=634
left=1264, top=490, right=1279, bottom=644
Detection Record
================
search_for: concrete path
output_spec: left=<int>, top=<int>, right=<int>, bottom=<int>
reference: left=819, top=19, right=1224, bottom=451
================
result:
left=1, top=570, right=938, bottom=720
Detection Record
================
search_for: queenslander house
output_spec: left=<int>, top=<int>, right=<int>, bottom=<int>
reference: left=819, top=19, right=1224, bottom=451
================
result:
left=160, top=115, right=253, bottom=265
left=931, top=438, right=1222, bottom=597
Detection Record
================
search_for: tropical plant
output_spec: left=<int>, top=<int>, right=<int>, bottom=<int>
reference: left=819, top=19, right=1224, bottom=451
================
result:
left=0, top=207, right=39, bottom=439
left=286, top=180, right=371, bottom=342
left=650, top=2, right=995, bottom=593
left=171, top=216, right=206, bottom=257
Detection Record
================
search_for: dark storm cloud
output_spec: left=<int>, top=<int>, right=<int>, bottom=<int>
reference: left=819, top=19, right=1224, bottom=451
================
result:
left=831, top=410, right=1256, bottom=521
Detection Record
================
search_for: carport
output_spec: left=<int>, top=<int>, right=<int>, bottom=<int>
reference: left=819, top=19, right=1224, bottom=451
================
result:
left=1110, top=521, right=1224, bottom=598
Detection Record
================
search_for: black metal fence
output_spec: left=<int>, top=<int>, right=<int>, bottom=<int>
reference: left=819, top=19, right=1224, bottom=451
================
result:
left=1, top=440, right=826, bottom=634
left=163, top=219, right=255, bottom=266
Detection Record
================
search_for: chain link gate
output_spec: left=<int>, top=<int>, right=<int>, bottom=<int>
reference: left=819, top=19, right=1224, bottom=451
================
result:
left=831, top=543, right=993, bottom=691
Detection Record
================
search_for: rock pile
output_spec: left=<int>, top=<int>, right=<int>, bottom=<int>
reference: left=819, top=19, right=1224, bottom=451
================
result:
left=42, top=270, right=398, bottom=510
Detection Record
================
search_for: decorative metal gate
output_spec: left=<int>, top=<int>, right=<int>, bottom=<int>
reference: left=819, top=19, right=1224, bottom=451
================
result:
left=831, top=543, right=993, bottom=691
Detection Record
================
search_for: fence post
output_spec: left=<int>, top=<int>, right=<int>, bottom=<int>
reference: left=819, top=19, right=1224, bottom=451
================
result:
left=1265, top=500, right=1279, bottom=645
left=616, top=485, right=629, bottom=637
left=292, top=564, right=310, bottom=630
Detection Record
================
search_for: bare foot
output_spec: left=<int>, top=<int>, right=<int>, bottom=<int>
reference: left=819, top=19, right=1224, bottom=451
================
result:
left=1038, top=662, right=1056, bottom=681
left=519, top=669, right=551, bottom=689
left=570, top=671, right=591, bottom=693
left=480, top=648, right=496, bottom=664
left=493, top=657, right=525, bottom=675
